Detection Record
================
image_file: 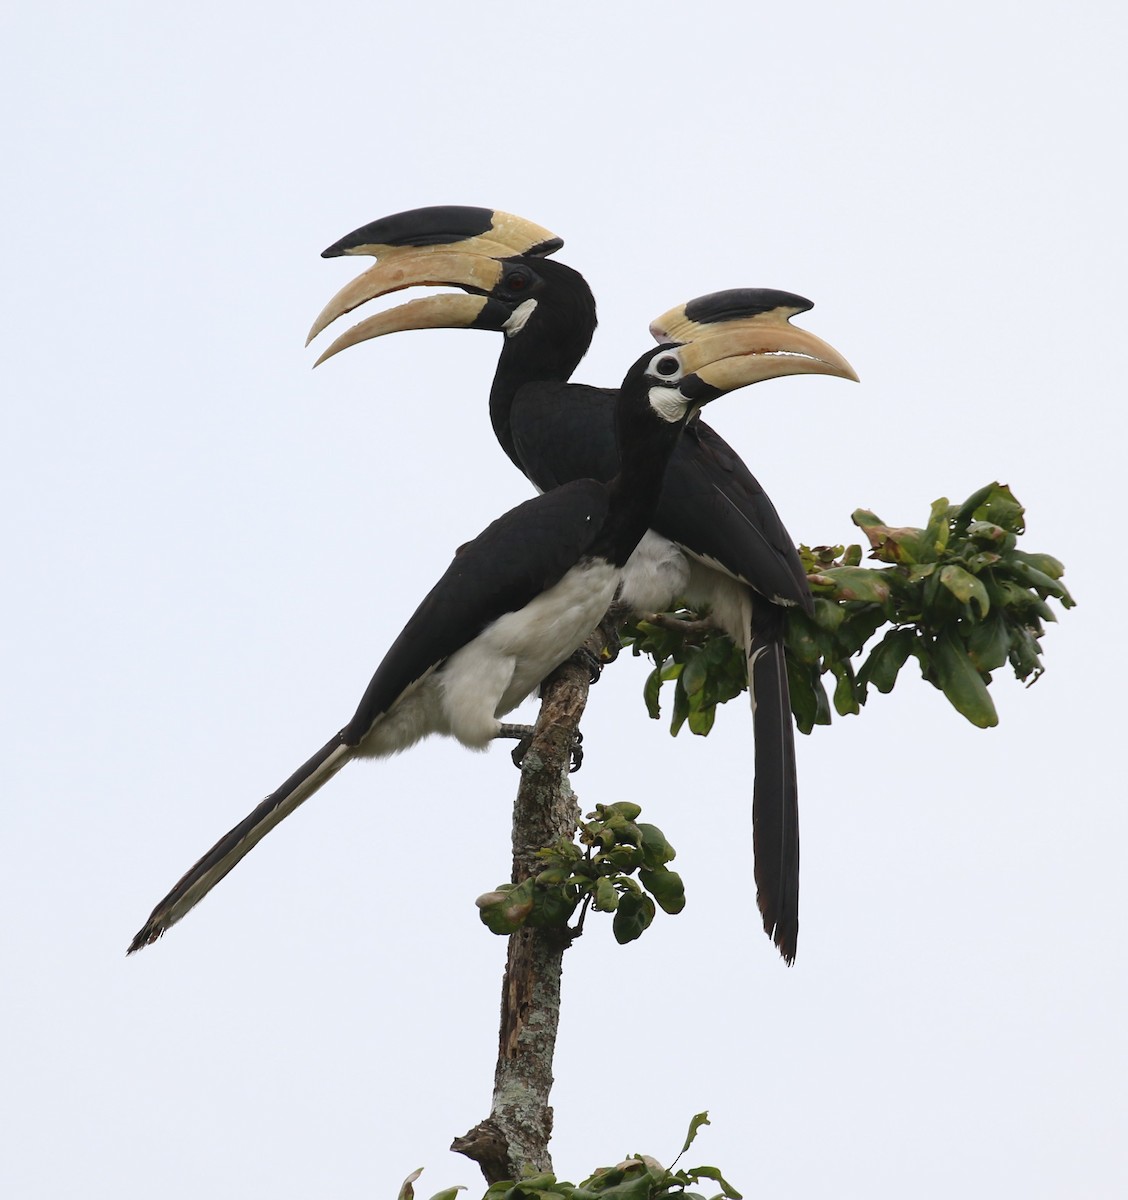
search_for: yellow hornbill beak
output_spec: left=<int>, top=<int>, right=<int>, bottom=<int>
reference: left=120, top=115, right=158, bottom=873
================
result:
left=307, top=206, right=562, bottom=361
left=307, top=252, right=512, bottom=363
left=651, top=289, right=859, bottom=390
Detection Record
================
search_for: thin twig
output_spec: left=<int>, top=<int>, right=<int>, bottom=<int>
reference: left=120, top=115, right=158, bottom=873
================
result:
left=638, top=611, right=720, bottom=638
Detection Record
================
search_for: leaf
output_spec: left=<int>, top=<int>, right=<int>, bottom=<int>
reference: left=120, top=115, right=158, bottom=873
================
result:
left=637, top=822, right=677, bottom=868
left=643, top=666, right=664, bottom=719
left=576, top=1172, right=656, bottom=1200
left=703, top=632, right=738, bottom=667
left=967, top=520, right=1017, bottom=553
left=1008, top=624, right=1045, bottom=682
left=973, top=482, right=1025, bottom=533
left=604, top=845, right=644, bottom=871
left=593, top=876, right=619, bottom=912
left=988, top=576, right=1035, bottom=610
left=476, top=878, right=536, bottom=934
left=965, top=550, right=1001, bottom=572
left=939, top=564, right=990, bottom=616
left=427, top=1189, right=467, bottom=1200
left=484, top=1181, right=519, bottom=1200
left=679, top=1112, right=711, bottom=1158
left=951, top=481, right=1000, bottom=531
left=837, top=605, right=889, bottom=656
left=829, top=659, right=860, bottom=717
left=1004, top=557, right=1075, bottom=606
left=1010, top=549, right=1065, bottom=580
left=516, top=1176, right=557, bottom=1192
left=638, top=866, right=686, bottom=914
left=612, top=892, right=655, bottom=943
left=812, top=596, right=846, bottom=632
left=786, top=657, right=821, bottom=734
left=858, top=627, right=915, bottom=694
left=966, top=613, right=1011, bottom=673
left=527, top=884, right=578, bottom=929
left=784, top=613, right=823, bottom=665
left=687, top=704, right=716, bottom=736
left=681, top=647, right=708, bottom=696
left=670, top=677, right=690, bottom=735
left=923, top=496, right=951, bottom=559
left=907, top=562, right=936, bottom=584
left=852, top=518, right=933, bottom=564
left=684, top=1166, right=743, bottom=1200
left=930, top=628, right=998, bottom=728
left=399, top=1169, right=424, bottom=1200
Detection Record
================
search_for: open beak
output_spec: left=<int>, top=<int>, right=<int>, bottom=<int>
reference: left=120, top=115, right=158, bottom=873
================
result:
left=306, top=250, right=508, bottom=354
left=311, top=291, right=515, bottom=367
left=308, top=206, right=563, bottom=362
left=654, top=289, right=858, bottom=393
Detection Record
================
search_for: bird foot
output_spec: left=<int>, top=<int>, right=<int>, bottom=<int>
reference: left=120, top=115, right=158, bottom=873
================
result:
left=600, top=623, right=623, bottom=665
left=568, top=645, right=604, bottom=684
left=496, top=723, right=584, bottom=772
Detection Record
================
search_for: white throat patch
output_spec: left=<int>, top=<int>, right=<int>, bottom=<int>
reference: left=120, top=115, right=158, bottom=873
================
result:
left=648, top=385, right=688, bottom=424
left=503, top=298, right=538, bottom=338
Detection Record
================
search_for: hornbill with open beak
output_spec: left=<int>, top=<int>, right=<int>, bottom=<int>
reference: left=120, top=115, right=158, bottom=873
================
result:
left=128, top=300, right=855, bottom=952
left=306, top=207, right=857, bottom=962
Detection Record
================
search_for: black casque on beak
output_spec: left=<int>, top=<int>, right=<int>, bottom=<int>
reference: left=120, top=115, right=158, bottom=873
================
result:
left=321, top=205, right=563, bottom=260
left=650, top=288, right=814, bottom=342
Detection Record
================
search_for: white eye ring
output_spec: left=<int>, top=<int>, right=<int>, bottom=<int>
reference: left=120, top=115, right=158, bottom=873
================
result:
left=648, top=349, right=684, bottom=381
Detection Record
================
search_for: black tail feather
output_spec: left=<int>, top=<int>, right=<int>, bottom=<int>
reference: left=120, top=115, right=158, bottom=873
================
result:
left=127, top=733, right=351, bottom=953
left=748, top=601, right=800, bottom=963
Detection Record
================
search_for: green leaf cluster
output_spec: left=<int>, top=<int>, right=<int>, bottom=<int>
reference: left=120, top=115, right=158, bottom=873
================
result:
left=475, top=803, right=685, bottom=945
left=623, top=617, right=747, bottom=738
left=402, top=1112, right=740, bottom=1200
left=621, top=483, right=1074, bottom=735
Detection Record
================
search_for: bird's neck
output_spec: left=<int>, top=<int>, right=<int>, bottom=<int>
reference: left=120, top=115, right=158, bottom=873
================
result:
left=588, top=418, right=682, bottom=567
left=488, top=316, right=593, bottom=468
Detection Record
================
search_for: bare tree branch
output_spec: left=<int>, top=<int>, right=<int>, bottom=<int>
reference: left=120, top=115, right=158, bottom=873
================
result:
left=453, top=619, right=616, bottom=1183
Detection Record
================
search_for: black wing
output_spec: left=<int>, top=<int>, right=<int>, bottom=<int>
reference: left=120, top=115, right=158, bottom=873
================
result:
left=343, top=479, right=610, bottom=743
left=509, top=385, right=810, bottom=612
left=656, top=419, right=812, bottom=613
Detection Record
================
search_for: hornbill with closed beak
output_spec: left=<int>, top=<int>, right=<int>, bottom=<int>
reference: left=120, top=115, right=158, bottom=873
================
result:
left=306, top=207, right=857, bottom=962
left=128, top=301, right=855, bottom=952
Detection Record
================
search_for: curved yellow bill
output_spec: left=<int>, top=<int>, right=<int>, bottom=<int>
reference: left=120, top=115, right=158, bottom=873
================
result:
left=312, top=294, right=493, bottom=367
left=679, top=321, right=858, bottom=388
left=307, top=250, right=504, bottom=346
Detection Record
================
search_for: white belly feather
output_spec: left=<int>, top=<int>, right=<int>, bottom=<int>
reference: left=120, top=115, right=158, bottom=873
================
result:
left=438, top=557, right=621, bottom=747
left=618, top=530, right=754, bottom=649
left=617, top=529, right=692, bottom=615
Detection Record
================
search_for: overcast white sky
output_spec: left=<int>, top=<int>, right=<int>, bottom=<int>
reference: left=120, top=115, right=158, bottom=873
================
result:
left=3, top=2, right=1124, bottom=1197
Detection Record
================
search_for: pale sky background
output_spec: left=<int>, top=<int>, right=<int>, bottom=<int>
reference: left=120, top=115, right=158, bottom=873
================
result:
left=3, top=3, right=1124, bottom=1197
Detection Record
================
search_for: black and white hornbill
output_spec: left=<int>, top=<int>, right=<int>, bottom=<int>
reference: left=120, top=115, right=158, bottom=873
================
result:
left=128, top=304, right=855, bottom=952
left=305, top=206, right=858, bottom=962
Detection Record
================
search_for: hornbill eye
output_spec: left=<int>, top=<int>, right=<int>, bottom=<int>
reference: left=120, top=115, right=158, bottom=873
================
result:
left=647, top=350, right=686, bottom=384
left=644, top=349, right=686, bottom=390
left=503, top=269, right=532, bottom=293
